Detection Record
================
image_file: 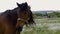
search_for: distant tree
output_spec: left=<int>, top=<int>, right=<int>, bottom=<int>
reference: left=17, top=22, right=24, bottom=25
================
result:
left=48, top=12, right=60, bottom=17
left=35, top=13, right=42, bottom=16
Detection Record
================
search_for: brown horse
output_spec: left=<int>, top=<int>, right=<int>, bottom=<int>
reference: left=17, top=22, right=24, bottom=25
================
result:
left=0, top=2, right=35, bottom=34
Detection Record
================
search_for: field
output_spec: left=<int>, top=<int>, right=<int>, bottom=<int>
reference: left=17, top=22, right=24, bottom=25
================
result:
left=21, top=18, right=60, bottom=34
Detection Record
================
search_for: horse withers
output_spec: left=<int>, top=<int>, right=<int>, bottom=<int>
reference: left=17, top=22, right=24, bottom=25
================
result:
left=0, top=2, right=35, bottom=34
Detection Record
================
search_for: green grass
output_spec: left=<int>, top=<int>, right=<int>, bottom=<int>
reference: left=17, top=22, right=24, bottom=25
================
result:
left=21, top=26, right=60, bottom=34
left=20, top=18, right=60, bottom=34
left=34, top=18, right=60, bottom=23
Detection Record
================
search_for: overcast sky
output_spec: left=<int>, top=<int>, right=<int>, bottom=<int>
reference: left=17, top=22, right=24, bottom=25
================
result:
left=0, top=0, right=60, bottom=12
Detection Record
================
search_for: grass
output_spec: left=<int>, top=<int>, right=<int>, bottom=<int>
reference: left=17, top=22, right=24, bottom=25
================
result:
left=34, top=18, right=60, bottom=23
left=20, top=18, right=60, bottom=34
left=21, top=26, right=60, bottom=34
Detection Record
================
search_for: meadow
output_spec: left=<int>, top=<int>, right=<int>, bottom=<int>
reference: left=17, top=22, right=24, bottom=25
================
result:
left=21, top=18, right=60, bottom=34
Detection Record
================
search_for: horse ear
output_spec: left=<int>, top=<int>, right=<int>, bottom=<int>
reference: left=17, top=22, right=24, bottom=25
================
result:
left=16, top=2, right=20, bottom=7
left=25, top=2, right=28, bottom=6
left=28, top=6, right=31, bottom=9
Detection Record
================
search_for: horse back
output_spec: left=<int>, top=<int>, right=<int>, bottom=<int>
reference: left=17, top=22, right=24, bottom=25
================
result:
left=0, top=12, right=16, bottom=34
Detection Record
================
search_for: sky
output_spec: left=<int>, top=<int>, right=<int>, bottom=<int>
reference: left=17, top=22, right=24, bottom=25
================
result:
left=0, top=0, right=60, bottom=12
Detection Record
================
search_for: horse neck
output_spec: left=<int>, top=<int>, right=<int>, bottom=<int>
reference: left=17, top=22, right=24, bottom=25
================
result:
left=6, top=9, right=18, bottom=26
left=11, top=11, right=18, bottom=25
